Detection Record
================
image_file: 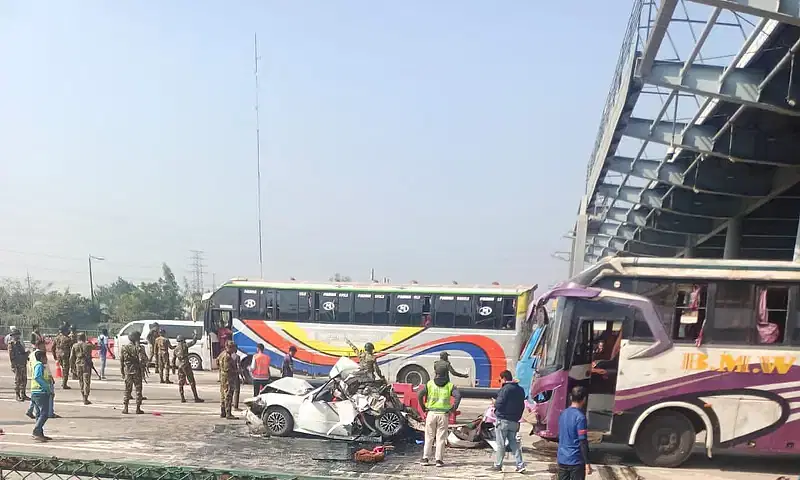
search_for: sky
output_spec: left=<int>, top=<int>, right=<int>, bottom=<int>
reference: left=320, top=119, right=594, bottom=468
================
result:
left=0, top=1, right=634, bottom=294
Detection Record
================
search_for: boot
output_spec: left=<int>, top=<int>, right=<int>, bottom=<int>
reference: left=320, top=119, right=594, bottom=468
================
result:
left=220, top=406, right=226, bottom=418
left=122, top=403, right=129, bottom=414
left=83, top=396, right=91, bottom=405
left=191, top=384, right=204, bottom=403
left=135, top=402, right=144, bottom=414
left=226, top=408, right=238, bottom=420
left=179, top=387, right=186, bottom=403
left=62, top=383, right=71, bottom=390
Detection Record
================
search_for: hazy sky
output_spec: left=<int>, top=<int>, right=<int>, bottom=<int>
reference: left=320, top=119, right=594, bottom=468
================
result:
left=0, top=1, right=632, bottom=294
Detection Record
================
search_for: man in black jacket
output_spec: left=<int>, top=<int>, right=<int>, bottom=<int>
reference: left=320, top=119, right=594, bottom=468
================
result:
left=489, top=370, right=526, bottom=473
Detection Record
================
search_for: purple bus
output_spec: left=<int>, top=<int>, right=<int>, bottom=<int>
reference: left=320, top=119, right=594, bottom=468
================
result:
left=529, top=258, right=800, bottom=467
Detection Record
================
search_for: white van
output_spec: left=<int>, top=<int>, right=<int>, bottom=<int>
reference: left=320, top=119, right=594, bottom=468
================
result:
left=113, top=320, right=207, bottom=370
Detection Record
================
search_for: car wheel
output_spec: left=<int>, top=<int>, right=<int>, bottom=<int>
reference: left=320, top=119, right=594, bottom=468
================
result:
left=397, top=365, right=429, bottom=387
left=262, top=406, right=294, bottom=437
left=188, top=354, right=202, bottom=371
left=375, top=408, right=405, bottom=439
left=634, top=410, right=696, bottom=468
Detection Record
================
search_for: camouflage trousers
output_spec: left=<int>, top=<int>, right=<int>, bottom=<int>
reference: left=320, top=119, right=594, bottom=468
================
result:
left=123, top=373, right=144, bottom=407
left=75, top=366, right=91, bottom=399
left=219, top=375, right=234, bottom=413
left=58, top=356, right=71, bottom=387
left=11, top=364, right=27, bottom=398
left=157, top=353, right=170, bottom=382
left=177, top=365, right=196, bottom=387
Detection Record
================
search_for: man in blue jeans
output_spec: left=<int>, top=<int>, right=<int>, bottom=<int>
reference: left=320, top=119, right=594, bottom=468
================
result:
left=26, top=340, right=58, bottom=420
left=489, top=370, right=526, bottom=473
left=31, top=350, right=53, bottom=441
left=557, top=386, right=593, bottom=479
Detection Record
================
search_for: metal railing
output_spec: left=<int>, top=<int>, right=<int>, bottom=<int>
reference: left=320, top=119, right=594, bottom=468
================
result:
left=0, top=453, right=344, bottom=480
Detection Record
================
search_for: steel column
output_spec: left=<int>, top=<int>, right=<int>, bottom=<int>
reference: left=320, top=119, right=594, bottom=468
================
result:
left=724, top=217, right=742, bottom=259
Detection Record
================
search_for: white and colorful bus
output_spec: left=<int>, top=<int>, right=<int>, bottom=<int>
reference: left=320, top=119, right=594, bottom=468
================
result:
left=198, top=280, right=537, bottom=388
left=530, top=257, right=800, bottom=467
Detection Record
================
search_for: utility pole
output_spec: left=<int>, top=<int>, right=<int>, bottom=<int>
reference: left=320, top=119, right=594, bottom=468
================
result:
left=254, top=33, right=265, bottom=279
left=88, top=254, right=105, bottom=305
left=25, top=270, right=34, bottom=310
left=189, top=250, right=206, bottom=296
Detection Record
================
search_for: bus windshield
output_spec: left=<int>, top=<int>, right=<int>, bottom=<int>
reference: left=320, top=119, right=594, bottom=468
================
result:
left=539, top=299, right=570, bottom=374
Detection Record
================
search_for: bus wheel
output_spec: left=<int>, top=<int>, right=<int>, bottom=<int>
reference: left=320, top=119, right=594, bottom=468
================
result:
left=634, top=410, right=696, bottom=468
left=397, top=365, right=429, bottom=387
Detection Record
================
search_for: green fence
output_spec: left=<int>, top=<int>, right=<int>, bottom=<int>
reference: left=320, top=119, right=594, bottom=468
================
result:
left=0, top=453, right=344, bottom=480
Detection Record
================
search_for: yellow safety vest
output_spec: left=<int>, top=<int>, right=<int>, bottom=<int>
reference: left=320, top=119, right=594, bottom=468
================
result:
left=425, top=380, right=453, bottom=412
left=30, top=360, right=52, bottom=393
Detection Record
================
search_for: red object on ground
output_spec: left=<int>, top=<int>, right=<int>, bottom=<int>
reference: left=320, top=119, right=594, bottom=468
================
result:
left=55, top=364, right=62, bottom=378
left=393, top=383, right=459, bottom=424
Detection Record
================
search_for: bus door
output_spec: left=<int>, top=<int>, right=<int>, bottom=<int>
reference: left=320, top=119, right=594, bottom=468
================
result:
left=208, top=308, right=233, bottom=370
left=569, top=301, right=629, bottom=434
left=516, top=325, right=545, bottom=399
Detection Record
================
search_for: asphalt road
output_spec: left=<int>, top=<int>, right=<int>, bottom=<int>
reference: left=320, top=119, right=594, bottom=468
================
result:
left=0, top=352, right=797, bottom=479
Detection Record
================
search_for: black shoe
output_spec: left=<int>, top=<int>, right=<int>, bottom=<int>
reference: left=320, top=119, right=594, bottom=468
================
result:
left=488, top=465, right=502, bottom=472
left=194, top=398, right=205, bottom=403
left=435, top=461, right=444, bottom=467
left=62, top=385, right=71, bottom=390
left=50, top=414, right=61, bottom=419
left=135, top=409, right=145, bottom=414
left=25, top=411, right=35, bottom=419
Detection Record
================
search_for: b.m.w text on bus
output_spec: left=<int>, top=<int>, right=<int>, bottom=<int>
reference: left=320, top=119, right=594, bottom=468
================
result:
left=681, top=353, right=796, bottom=374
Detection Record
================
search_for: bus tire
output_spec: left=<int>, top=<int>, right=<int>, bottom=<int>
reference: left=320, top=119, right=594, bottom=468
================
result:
left=634, top=410, right=696, bottom=468
left=397, top=365, right=429, bottom=387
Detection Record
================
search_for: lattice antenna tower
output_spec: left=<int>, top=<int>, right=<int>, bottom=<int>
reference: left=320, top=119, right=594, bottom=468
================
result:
left=189, top=250, right=206, bottom=295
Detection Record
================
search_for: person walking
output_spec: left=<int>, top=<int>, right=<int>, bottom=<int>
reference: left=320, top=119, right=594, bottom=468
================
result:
left=30, top=350, right=53, bottom=441
left=52, top=326, right=74, bottom=389
left=557, top=386, right=593, bottom=480
left=281, top=346, right=297, bottom=378
left=249, top=343, right=271, bottom=396
left=97, top=328, right=109, bottom=379
left=489, top=370, right=526, bottom=473
left=417, top=376, right=461, bottom=467
left=172, top=334, right=204, bottom=403
left=120, top=331, right=145, bottom=414
left=26, top=340, right=59, bottom=419
left=70, top=333, right=94, bottom=405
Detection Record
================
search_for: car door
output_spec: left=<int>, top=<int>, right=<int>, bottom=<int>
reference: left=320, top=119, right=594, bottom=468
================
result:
left=295, top=384, right=348, bottom=437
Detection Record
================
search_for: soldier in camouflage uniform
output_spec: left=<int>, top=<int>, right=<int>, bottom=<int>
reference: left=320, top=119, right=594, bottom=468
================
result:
left=69, top=332, right=94, bottom=405
left=69, top=326, right=79, bottom=380
left=51, top=326, right=73, bottom=389
left=8, top=329, right=29, bottom=401
left=154, top=329, right=174, bottom=384
left=146, top=322, right=160, bottom=365
left=216, top=341, right=237, bottom=419
left=172, top=334, right=204, bottom=403
left=120, top=331, right=145, bottom=414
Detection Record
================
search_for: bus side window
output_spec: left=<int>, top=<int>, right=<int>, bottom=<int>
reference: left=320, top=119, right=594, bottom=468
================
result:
left=240, top=289, right=267, bottom=319
left=454, top=296, right=472, bottom=328
left=673, top=283, right=707, bottom=342
left=707, top=282, right=755, bottom=344
left=475, top=296, right=500, bottom=329
left=276, top=289, right=300, bottom=322
left=374, top=294, right=390, bottom=325
left=297, top=291, right=313, bottom=322
left=434, top=295, right=456, bottom=328
left=392, top=294, right=421, bottom=326
left=502, top=297, right=516, bottom=330
left=353, top=293, right=374, bottom=325
left=319, top=292, right=338, bottom=324
left=335, top=292, right=352, bottom=324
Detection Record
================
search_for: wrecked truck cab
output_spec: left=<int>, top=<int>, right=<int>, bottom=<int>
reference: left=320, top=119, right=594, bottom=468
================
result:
left=245, top=357, right=408, bottom=441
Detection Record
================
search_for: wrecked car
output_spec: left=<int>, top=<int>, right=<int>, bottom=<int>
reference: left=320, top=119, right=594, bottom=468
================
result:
left=245, top=357, right=412, bottom=440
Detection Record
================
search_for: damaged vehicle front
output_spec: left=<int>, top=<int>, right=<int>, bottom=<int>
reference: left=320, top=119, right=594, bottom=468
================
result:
left=245, top=357, right=411, bottom=441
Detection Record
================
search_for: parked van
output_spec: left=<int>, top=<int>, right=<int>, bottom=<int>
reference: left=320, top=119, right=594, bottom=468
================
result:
left=113, top=320, right=207, bottom=370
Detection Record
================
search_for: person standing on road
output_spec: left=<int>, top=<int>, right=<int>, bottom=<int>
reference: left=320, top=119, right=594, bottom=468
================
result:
left=155, top=329, right=174, bottom=384
left=281, top=346, right=297, bottom=378
left=97, top=328, right=109, bottom=379
left=216, top=341, right=237, bottom=419
left=249, top=343, right=271, bottom=396
left=30, top=350, right=53, bottom=441
left=172, top=334, right=204, bottom=403
left=27, top=340, right=59, bottom=419
left=9, top=329, right=30, bottom=402
left=489, top=370, right=526, bottom=473
left=68, top=326, right=79, bottom=380
left=557, top=386, right=593, bottom=480
left=70, top=333, right=94, bottom=405
left=52, top=326, right=73, bottom=389
left=230, top=342, right=242, bottom=411
left=120, top=331, right=145, bottom=414
left=433, top=352, right=469, bottom=385
left=29, top=325, right=43, bottom=347
left=146, top=322, right=160, bottom=365
left=417, top=376, right=461, bottom=467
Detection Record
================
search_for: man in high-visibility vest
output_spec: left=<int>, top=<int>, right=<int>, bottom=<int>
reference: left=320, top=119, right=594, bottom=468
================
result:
left=249, top=343, right=272, bottom=396
left=30, top=350, right=53, bottom=441
left=417, top=376, right=461, bottom=467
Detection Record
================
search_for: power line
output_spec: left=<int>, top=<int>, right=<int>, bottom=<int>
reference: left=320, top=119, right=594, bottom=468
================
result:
left=188, top=250, right=206, bottom=296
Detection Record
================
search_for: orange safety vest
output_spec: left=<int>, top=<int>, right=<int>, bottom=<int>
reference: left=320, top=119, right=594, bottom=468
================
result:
left=251, top=352, right=271, bottom=380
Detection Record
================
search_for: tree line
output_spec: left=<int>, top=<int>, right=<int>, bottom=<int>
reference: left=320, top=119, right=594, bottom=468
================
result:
left=0, top=263, right=199, bottom=332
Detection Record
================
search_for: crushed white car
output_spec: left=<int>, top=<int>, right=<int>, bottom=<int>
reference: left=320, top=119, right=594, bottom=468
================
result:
left=244, top=357, right=414, bottom=441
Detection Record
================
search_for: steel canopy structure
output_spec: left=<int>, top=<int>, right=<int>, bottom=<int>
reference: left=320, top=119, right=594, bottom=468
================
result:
left=571, top=0, right=800, bottom=277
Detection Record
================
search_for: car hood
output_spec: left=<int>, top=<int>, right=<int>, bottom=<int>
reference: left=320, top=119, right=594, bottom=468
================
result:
left=266, top=377, right=314, bottom=395
left=329, top=357, right=360, bottom=379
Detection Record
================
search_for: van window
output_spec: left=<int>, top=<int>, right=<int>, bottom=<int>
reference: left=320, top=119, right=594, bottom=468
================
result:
left=120, top=323, right=144, bottom=337
left=162, top=325, right=203, bottom=339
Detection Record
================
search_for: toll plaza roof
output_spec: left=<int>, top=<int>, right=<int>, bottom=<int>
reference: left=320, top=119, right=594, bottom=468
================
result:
left=572, top=0, right=800, bottom=275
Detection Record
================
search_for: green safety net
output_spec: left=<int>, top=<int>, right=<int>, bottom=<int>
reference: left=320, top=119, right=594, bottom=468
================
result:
left=0, top=452, right=346, bottom=480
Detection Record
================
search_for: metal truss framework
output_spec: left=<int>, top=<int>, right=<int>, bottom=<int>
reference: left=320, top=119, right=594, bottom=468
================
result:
left=574, top=0, right=800, bottom=274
